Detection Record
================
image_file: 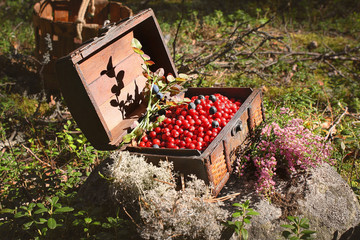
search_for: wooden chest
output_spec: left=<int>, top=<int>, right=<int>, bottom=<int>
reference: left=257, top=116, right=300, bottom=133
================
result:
left=56, top=9, right=264, bottom=196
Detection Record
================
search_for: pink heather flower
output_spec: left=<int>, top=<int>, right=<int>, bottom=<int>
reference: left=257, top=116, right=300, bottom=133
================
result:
left=234, top=117, right=334, bottom=197
left=280, top=107, right=290, bottom=115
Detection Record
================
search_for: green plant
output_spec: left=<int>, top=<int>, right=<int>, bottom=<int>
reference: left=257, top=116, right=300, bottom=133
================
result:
left=225, top=200, right=260, bottom=240
left=280, top=216, right=316, bottom=240
left=13, top=196, right=74, bottom=239
left=121, top=38, right=190, bottom=144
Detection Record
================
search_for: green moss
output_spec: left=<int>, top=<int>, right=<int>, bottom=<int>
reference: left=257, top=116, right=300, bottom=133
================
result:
left=0, top=93, right=50, bottom=118
left=290, top=32, right=358, bottom=52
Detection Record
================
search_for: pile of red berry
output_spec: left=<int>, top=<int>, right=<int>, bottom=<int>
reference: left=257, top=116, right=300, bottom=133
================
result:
left=138, top=93, right=242, bottom=151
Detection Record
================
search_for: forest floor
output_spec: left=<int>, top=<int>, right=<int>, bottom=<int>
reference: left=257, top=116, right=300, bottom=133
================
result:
left=0, top=0, right=359, bottom=239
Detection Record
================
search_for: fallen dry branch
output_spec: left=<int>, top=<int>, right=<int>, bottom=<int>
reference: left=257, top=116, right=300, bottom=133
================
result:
left=235, top=50, right=360, bottom=62
left=325, top=107, right=348, bottom=140
left=197, top=17, right=274, bottom=68
left=205, top=192, right=241, bottom=203
left=21, top=144, right=66, bottom=174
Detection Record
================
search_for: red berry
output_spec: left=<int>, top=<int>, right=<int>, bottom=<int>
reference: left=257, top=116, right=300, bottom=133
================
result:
left=166, top=142, right=175, bottom=148
left=171, top=129, right=179, bottom=138
left=142, top=93, right=241, bottom=151
left=188, top=143, right=196, bottom=149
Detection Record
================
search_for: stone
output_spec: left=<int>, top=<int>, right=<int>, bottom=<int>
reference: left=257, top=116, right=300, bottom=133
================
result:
left=221, top=163, right=360, bottom=240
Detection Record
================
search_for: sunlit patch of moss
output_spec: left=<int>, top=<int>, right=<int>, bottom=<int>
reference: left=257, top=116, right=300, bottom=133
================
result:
left=224, top=72, right=264, bottom=88
left=0, top=93, right=50, bottom=118
left=290, top=32, right=358, bottom=52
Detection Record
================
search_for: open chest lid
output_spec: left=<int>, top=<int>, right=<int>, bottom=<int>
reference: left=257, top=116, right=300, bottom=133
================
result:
left=56, top=9, right=177, bottom=150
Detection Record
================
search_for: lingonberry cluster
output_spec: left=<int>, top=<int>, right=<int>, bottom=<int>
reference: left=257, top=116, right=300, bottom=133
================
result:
left=138, top=93, right=242, bottom=151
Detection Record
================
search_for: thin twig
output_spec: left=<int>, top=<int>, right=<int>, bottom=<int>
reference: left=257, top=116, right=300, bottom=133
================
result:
left=21, top=144, right=65, bottom=173
left=325, top=107, right=348, bottom=140
left=248, top=31, right=283, bottom=58
left=172, top=0, right=186, bottom=61
left=200, top=17, right=274, bottom=67
left=236, top=50, right=360, bottom=61
left=324, top=59, right=351, bottom=81
left=123, top=206, right=140, bottom=228
left=180, top=173, right=185, bottom=191
left=204, top=192, right=241, bottom=203
left=153, top=178, right=176, bottom=187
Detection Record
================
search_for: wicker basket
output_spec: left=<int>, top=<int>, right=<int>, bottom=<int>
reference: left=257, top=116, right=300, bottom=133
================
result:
left=33, top=0, right=132, bottom=89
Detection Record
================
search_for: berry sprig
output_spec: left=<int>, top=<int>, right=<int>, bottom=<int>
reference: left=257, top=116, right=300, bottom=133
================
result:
left=121, top=38, right=190, bottom=145
left=139, top=93, right=242, bottom=151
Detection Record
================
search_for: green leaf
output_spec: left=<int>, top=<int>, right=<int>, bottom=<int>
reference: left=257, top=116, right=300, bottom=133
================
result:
left=133, top=47, right=144, bottom=55
left=47, top=218, right=57, bottom=229
left=300, top=229, right=316, bottom=235
left=0, top=208, right=14, bottom=214
left=142, top=54, right=150, bottom=60
left=287, top=216, right=296, bottom=222
left=156, top=115, right=165, bottom=123
left=247, top=210, right=260, bottom=216
left=50, top=196, right=59, bottom=206
left=54, top=203, right=61, bottom=208
left=107, top=217, right=117, bottom=224
left=85, top=217, right=92, bottom=224
left=281, top=224, right=296, bottom=229
left=232, top=212, right=241, bottom=218
left=145, top=60, right=155, bottom=66
left=34, top=208, right=48, bottom=215
left=243, top=218, right=251, bottom=224
left=54, top=207, right=74, bottom=214
left=290, top=236, right=300, bottom=240
left=131, top=38, right=142, bottom=49
left=37, top=203, right=46, bottom=209
left=175, top=77, right=187, bottom=82
left=226, top=220, right=235, bottom=227
left=299, top=223, right=309, bottom=229
left=14, top=212, right=24, bottom=218
left=178, top=73, right=188, bottom=79
left=282, top=230, right=292, bottom=238
left=102, top=222, right=111, bottom=229
left=122, top=133, right=135, bottom=143
left=241, top=228, right=248, bottom=240
left=299, top=217, right=309, bottom=225
left=158, top=81, right=166, bottom=87
left=92, top=221, right=101, bottom=226
left=235, top=220, right=242, bottom=229
left=29, top=203, right=36, bottom=209
left=232, top=203, right=241, bottom=207
left=167, top=74, right=175, bottom=82
left=23, top=221, right=34, bottom=229
left=38, top=218, right=47, bottom=224
left=72, top=219, right=81, bottom=226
